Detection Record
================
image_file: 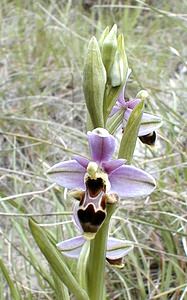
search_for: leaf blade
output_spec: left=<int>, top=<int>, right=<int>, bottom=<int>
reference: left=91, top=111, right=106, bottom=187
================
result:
left=118, top=101, right=144, bottom=162
left=29, top=219, right=89, bottom=300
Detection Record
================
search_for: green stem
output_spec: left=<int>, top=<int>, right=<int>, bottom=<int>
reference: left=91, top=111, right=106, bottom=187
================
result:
left=87, top=203, right=116, bottom=300
left=77, top=240, right=90, bottom=290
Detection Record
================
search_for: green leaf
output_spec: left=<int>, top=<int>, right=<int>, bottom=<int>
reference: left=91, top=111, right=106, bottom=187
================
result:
left=29, top=219, right=89, bottom=300
left=51, top=269, right=70, bottom=300
left=86, top=112, right=94, bottom=131
left=15, top=218, right=54, bottom=288
left=0, top=258, right=21, bottom=300
left=118, top=101, right=144, bottom=162
left=83, top=36, right=106, bottom=128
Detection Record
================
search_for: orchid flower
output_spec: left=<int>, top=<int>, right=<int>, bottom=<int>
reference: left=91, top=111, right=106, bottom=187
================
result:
left=110, top=86, right=162, bottom=145
left=47, top=128, right=156, bottom=236
left=57, top=206, right=133, bottom=268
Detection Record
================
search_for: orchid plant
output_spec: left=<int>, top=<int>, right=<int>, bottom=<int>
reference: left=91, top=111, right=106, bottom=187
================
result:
left=29, top=24, right=161, bottom=300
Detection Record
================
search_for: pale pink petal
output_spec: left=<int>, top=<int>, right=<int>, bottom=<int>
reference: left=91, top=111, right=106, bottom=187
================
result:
left=110, top=105, right=121, bottom=117
left=102, top=159, right=126, bottom=174
left=57, top=236, right=85, bottom=258
left=47, top=160, right=85, bottom=189
left=117, top=85, right=125, bottom=104
left=127, top=98, right=141, bottom=109
left=73, top=155, right=90, bottom=168
left=109, top=165, right=156, bottom=197
left=87, top=128, right=116, bottom=163
left=73, top=202, right=83, bottom=233
left=123, top=108, right=133, bottom=122
left=106, top=237, right=133, bottom=260
left=138, top=112, right=162, bottom=136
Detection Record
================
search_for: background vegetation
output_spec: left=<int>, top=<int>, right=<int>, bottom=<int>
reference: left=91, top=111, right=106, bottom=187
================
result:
left=0, top=0, right=187, bottom=299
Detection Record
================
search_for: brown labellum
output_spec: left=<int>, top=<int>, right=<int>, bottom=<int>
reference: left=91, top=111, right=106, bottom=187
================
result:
left=139, top=131, right=156, bottom=146
left=106, top=257, right=124, bottom=268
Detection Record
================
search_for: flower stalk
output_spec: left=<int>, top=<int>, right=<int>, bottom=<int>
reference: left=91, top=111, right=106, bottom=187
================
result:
left=77, top=240, right=90, bottom=290
left=87, top=203, right=117, bottom=300
left=43, top=24, right=160, bottom=299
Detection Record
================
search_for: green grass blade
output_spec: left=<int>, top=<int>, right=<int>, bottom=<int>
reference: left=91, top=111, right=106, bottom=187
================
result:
left=0, top=259, right=21, bottom=300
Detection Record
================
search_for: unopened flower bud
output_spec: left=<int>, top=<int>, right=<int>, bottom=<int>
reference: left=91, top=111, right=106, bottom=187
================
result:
left=136, top=90, right=149, bottom=100
left=109, top=50, right=123, bottom=87
left=83, top=36, right=106, bottom=128
left=99, top=26, right=110, bottom=49
left=102, top=24, right=117, bottom=77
